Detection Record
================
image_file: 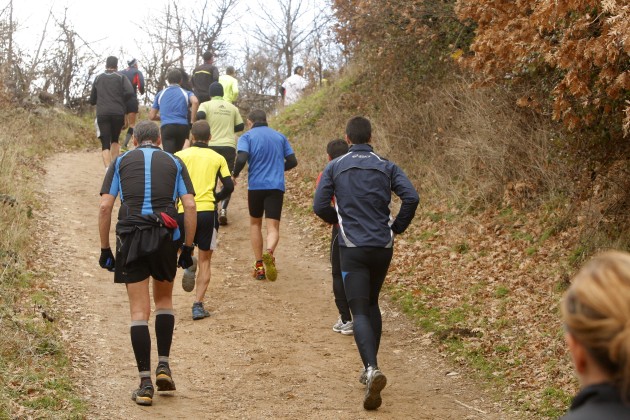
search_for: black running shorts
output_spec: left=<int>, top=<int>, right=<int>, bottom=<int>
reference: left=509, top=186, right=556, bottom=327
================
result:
left=114, top=239, right=179, bottom=284
left=209, top=146, right=236, bottom=172
left=175, top=211, right=218, bottom=251
left=248, top=189, right=284, bottom=220
left=97, top=114, right=125, bottom=150
left=125, top=97, right=139, bottom=114
left=161, top=124, right=190, bottom=154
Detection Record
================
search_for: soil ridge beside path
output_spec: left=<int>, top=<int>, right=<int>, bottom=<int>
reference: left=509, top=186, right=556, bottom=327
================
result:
left=36, top=151, right=509, bottom=419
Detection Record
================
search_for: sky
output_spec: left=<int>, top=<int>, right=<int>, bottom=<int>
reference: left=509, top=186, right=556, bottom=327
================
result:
left=13, top=0, right=258, bottom=67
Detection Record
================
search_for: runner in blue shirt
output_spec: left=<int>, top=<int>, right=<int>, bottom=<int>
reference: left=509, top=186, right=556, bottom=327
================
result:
left=149, top=69, right=199, bottom=153
left=232, top=109, right=298, bottom=281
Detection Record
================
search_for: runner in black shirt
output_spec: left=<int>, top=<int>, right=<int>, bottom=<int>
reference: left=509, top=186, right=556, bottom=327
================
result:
left=98, top=120, right=197, bottom=406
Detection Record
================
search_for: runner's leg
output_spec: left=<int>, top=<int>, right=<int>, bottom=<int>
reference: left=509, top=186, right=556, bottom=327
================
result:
left=153, top=279, right=175, bottom=362
left=109, top=114, right=125, bottom=162
left=195, top=249, right=212, bottom=302
left=250, top=217, right=264, bottom=261
left=126, top=278, right=152, bottom=379
left=262, top=190, right=284, bottom=253
left=341, top=248, right=373, bottom=368
left=331, top=226, right=351, bottom=322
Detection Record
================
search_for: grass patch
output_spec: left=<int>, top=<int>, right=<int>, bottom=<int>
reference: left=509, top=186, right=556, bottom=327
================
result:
left=0, top=104, right=91, bottom=418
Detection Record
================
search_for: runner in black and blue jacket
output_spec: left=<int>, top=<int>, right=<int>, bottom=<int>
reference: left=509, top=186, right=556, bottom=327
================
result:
left=313, top=116, right=419, bottom=411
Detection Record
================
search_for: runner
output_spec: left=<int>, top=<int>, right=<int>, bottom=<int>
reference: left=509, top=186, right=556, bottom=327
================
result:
left=149, top=69, right=199, bottom=153
left=89, top=56, right=134, bottom=169
left=560, top=251, right=630, bottom=419
left=174, top=120, right=234, bottom=320
left=192, top=50, right=219, bottom=104
left=316, top=138, right=352, bottom=335
left=196, top=82, right=244, bottom=225
left=119, top=58, right=145, bottom=151
left=98, top=120, right=197, bottom=406
left=219, top=66, right=239, bottom=104
left=232, top=109, right=298, bottom=281
left=281, top=65, right=307, bottom=106
left=313, top=116, right=419, bottom=410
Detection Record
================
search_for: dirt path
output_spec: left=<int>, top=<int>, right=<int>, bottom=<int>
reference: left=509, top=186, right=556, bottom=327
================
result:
left=36, top=151, right=509, bottom=419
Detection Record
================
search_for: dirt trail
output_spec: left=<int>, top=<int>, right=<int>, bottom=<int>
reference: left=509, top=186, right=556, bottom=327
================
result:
left=36, top=151, right=509, bottom=419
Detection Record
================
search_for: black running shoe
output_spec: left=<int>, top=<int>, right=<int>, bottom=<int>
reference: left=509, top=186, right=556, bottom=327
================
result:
left=131, top=384, right=154, bottom=406
left=156, top=363, right=176, bottom=391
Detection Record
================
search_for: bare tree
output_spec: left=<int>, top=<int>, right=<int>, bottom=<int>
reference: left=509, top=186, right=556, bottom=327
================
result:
left=186, top=0, right=239, bottom=64
left=249, top=0, right=323, bottom=79
left=137, top=0, right=239, bottom=97
left=238, top=41, right=282, bottom=113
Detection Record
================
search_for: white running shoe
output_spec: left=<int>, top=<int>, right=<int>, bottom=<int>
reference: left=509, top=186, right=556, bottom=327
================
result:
left=363, top=367, right=387, bottom=410
left=332, top=317, right=353, bottom=335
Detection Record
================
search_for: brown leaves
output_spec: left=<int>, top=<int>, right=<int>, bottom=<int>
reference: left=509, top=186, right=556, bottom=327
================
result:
left=457, top=0, right=630, bottom=137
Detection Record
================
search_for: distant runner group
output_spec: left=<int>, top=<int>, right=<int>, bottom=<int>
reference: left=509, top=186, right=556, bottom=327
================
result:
left=95, top=53, right=419, bottom=412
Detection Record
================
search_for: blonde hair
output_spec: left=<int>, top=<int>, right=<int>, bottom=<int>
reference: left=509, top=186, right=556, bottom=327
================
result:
left=562, top=251, right=630, bottom=400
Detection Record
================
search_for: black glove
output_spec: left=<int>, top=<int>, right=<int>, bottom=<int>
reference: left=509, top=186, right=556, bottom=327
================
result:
left=99, top=248, right=115, bottom=272
left=178, top=244, right=194, bottom=269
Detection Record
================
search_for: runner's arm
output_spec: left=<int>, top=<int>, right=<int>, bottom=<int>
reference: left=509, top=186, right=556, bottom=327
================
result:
left=98, top=194, right=116, bottom=249
left=89, top=84, right=97, bottom=105
left=234, top=122, right=245, bottom=132
left=148, top=107, right=159, bottom=121
left=313, top=168, right=338, bottom=224
left=390, top=166, right=420, bottom=234
left=190, top=95, right=199, bottom=123
left=180, top=193, right=197, bottom=248
left=138, top=72, right=145, bottom=95
left=284, top=153, right=297, bottom=171
left=214, top=174, right=234, bottom=202
left=232, top=151, right=249, bottom=177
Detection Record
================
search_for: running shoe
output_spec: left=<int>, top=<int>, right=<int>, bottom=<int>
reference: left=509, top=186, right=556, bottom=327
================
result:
left=262, top=250, right=277, bottom=281
left=363, top=366, right=387, bottom=410
left=359, top=367, right=368, bottom=385
left=332, top=317, right=354, bottom=335
left=155, top=363, right=176, bottom=391
left=182, top=255, right=197, bottom=292
left=332, top=316, right=344, bottom=332
left=131, top=383, right=154, bottom=406
left=192, top=302, right=210, bottom=320
left=253, top=260, right=266, bottom=280
left=218, top=209, right=228, bottom=226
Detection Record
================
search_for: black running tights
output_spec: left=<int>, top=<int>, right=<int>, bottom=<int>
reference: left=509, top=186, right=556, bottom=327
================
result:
left=340, top=246, right=393, bottom=369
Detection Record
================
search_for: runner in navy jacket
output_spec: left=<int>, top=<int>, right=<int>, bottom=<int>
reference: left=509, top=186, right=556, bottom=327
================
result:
left=313, top=116, right=419, bottom=411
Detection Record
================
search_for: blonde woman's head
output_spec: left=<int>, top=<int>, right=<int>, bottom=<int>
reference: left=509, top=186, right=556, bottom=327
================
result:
left=562, top=251, right=630, bottom=400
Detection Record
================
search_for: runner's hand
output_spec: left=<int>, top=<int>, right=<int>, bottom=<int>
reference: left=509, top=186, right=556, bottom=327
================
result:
left=178, top=245, right=194, bottom=269
left=99, top=248, right=116, bottom=272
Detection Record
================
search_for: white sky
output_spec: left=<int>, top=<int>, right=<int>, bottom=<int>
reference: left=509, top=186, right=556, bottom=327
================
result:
left=13, top=0, right=258, bottom=67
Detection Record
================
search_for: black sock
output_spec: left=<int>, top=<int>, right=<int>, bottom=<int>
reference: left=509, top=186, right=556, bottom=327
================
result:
left=155, top=309, right=175, bottom=359
left=130, top=321, right=151, bottom=373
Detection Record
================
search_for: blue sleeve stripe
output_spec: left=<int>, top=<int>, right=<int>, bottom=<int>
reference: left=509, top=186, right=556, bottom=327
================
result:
left=141, top=148, right=154, bottom=215
left=165, top=153, right=185, bottom=200
left=110, top=156, right=122, bottom=198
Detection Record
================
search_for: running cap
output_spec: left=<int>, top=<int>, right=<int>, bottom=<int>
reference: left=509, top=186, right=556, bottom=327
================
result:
left=128, top=58, right=137, bottom=67
left=106, top=56, right=118, bottom=69
left=209, top=82, right=224, bottom=98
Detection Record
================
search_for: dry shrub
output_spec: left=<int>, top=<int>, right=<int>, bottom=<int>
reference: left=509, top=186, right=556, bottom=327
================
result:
left=359, top=78, right=569, bottom=210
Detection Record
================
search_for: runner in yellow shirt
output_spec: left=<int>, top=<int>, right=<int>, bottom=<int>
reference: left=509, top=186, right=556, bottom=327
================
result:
left=219, top=66, right=239, bottom=104
left=196, top=82, right=244, bottom=225
left=174, top=120, right=234, bottom=320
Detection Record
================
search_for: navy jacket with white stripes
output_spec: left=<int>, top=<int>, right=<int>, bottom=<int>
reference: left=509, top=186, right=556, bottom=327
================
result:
left=313, top=143, right=419, bottom=248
